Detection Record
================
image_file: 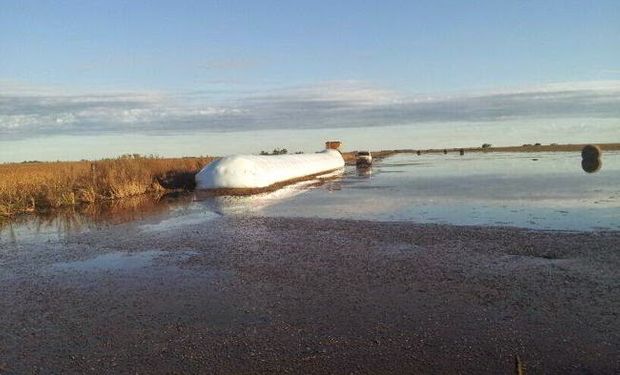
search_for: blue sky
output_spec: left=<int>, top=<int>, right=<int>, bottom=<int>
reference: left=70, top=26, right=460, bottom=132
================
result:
left=1, top=0, right=619, bottom=161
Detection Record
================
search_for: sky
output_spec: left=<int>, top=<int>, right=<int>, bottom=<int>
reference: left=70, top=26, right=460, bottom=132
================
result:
left=1, top=0, right=619, bottom=161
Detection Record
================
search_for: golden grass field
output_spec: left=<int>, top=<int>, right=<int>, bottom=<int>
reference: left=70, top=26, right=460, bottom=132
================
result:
left=0, top=155, right=214, bottom=217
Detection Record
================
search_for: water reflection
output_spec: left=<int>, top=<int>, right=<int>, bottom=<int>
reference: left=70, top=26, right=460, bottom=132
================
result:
left=356, top=165, right=373, bottom=178
left=198, top=185, right=310, bottom=215
left=195, top=170, right=344, bottom=215
left=1, top=170, right=346, bottom=243
left=582, top=157, right=602, bottom=173
left=260, top=151, right=620, bottom=231
left=0, top=194, right=194, bottom=243
left=1, top=152, right=618, bottom=240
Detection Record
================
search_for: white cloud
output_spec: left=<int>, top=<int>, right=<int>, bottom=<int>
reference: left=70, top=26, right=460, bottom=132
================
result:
left=251, top=81, right=403, bottom=106
left=1, top=79, right=619, bottom=140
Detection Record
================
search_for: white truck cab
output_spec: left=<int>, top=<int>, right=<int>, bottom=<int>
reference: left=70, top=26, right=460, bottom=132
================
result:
left=356, top=151, right=372, bottom=166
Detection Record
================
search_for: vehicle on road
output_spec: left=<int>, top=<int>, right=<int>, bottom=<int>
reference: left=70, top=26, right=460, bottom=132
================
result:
left=356, top=151, right=372, bottom=166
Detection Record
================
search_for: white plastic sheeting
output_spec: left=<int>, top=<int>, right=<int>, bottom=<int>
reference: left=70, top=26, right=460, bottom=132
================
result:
left=195, top=149, right=345, bottom=189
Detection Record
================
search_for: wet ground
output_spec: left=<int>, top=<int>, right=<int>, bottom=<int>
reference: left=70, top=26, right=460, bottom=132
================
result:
left=1, top=152, right=619, bottom=374
left=1, top=216, right=619, bottom=374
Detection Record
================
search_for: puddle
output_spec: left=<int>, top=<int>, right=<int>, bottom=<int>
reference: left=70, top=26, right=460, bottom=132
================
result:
left=0, top=194, right=195, bottom=245
left=140, top=209, right=218, bottom=232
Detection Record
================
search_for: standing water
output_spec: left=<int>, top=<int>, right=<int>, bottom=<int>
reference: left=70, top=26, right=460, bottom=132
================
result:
left=2, top=151, right=619, bottom=245
left=249, top=151, right=620, bottom=231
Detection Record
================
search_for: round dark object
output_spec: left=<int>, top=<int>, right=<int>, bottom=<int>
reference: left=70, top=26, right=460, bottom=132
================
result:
left=581, top=158, right=602, bottom=173
left=581, top=144, right=601, bottom=160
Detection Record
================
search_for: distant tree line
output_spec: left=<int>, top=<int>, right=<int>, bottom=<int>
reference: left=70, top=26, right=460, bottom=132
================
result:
left=259, top=148, right=304, bottom=155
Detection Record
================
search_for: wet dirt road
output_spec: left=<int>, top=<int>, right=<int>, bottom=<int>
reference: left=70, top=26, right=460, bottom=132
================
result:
left=1, top=216, right=619, bottom=374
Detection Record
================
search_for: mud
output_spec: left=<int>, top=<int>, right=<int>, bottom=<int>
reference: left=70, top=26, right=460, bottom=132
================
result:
left=0, top=216, right=619, bottom=374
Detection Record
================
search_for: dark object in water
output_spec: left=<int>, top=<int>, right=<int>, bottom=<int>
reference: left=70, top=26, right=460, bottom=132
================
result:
left=443, top=149, right=447, bottom=154
left=531, top=158, right=538, bottom=161
left=582, top=158, right=602, bottom=173
left=416, top=150, right=421, bottom=155
left=459, top=149, right=464, bottom=156
left=581, top=144, right=601, bottom=160
left=581, top=144, right=602, bottom=173
left=356, top=151, right=372, bottom=166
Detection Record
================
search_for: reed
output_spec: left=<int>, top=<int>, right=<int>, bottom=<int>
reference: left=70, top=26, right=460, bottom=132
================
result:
left=0, top=155, right=214, bottom=217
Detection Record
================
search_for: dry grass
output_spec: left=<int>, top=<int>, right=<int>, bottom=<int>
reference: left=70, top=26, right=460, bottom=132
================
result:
left=0, top=155, right=214, bottom=217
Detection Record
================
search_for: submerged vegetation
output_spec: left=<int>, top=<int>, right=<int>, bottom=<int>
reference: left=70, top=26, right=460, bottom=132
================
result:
left=0, top=154, right=214, bottom=218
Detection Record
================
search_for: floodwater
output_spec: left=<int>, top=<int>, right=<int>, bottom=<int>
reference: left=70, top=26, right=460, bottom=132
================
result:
left=1, top=151, right=619, bottom=374
left=1, top=151, right=619, bottom=245
left=256, top=151, right=620, bottom=231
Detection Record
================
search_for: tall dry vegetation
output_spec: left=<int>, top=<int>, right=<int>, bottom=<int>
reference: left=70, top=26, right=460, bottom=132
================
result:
left=0, top=155, right=214, bottom=217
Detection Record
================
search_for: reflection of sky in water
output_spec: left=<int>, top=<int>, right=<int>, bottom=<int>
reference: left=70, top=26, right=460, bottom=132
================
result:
left=1, top=152, right=618, bottom=243
left=256, top=151, right=620, bottom=231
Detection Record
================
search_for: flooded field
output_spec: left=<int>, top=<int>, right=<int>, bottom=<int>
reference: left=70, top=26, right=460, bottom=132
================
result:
left=1, top=151, right=619, bottom=374
left=257, top=151, right=620, bottom=231
left=2, top=151, right=619, bottom=243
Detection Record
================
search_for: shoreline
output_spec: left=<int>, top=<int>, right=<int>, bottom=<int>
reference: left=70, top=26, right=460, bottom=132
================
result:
left=342, top=142, right=620, bottom=163
left=2, top=142, right=618, bottom=219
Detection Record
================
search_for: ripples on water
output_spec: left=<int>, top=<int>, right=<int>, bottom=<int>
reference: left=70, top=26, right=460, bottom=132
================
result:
left=1, top=151, right=619, bottom=244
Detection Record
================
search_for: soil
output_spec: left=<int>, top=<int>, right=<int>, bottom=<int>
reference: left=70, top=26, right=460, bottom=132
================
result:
left=0, top=216, right=618, bottom=374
